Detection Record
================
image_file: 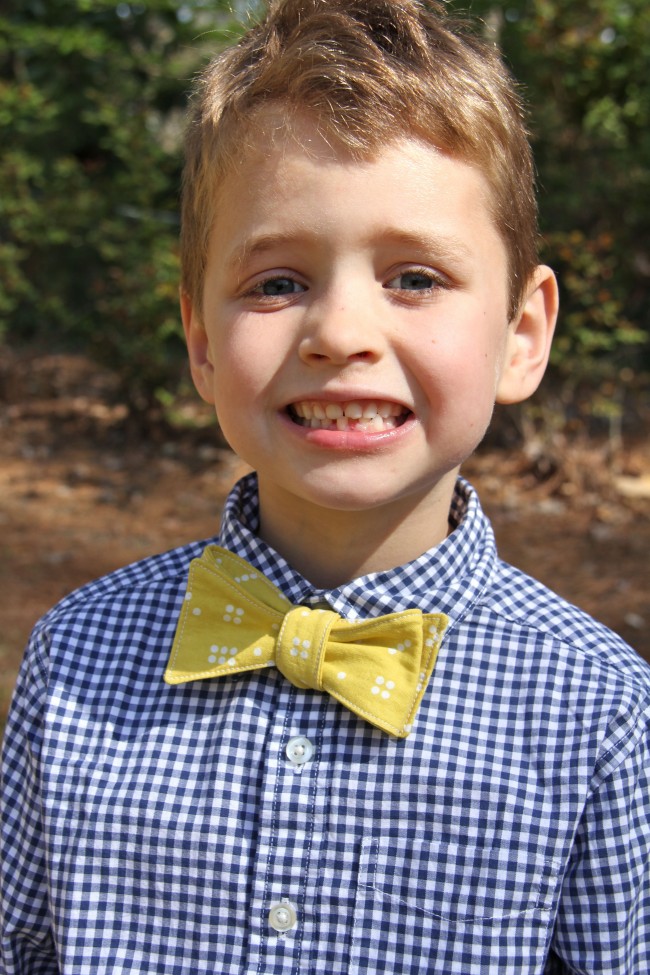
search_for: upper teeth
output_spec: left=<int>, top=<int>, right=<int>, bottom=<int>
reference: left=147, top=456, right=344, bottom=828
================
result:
left=289, top=399, right=409, bottom=432
left=292, top=400, right=405, bottom=420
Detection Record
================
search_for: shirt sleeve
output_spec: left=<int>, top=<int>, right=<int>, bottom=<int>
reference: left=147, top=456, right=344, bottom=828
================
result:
left=552, top=707, right=650, bottom=975
left=1, top=626, right=59, bottom=974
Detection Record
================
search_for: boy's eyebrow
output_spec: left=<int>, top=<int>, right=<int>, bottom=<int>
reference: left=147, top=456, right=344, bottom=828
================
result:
left=374, top=229, right=474, bottom=265
left=225, top=233, right=306, bottom=271
left=224, top=228, right=475, bottom=271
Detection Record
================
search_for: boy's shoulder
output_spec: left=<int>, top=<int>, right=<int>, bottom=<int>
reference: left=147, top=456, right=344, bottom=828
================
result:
left=486, top=555, right=650, bottom=692
left=37, top=536, right=215, bottom=634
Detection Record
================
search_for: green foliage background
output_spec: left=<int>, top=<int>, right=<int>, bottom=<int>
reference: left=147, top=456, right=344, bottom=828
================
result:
left=1, top=0, right=648, bottom=419
left=0, top=0, right=238, bottom=408
left=458, top=0, right=649, bottom=426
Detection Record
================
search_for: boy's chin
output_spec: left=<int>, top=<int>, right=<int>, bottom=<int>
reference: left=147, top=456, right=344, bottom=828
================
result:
left=259, top=469, right=460, bottom=518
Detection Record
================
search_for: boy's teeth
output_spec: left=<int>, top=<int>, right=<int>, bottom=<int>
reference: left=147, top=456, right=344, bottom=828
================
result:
left=325, top=403, right=343, bottom=419
left=290, top=399, right=408, bottom=431
left=345, top=401, right=363, bottom=419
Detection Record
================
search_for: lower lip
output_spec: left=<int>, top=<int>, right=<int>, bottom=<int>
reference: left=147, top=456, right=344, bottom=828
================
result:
left=279, top=412, right=415, bottom=451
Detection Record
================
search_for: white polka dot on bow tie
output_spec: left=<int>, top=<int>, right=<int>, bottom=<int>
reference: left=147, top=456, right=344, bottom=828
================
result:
left=371, top=676, right=395, bottom=700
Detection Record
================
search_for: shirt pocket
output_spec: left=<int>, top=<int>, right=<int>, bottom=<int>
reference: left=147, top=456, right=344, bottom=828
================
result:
left=359, top=834, right=558, bottom=921
left=350, top=835, right=560, bottom=974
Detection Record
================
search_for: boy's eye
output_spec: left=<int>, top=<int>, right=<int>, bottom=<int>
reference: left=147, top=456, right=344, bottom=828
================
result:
left=252, top=276, right=305, bottom=297
left=387, top=270, right=440, bottom=291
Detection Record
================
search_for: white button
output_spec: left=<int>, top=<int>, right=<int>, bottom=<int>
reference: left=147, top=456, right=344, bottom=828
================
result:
left=285, top=736, right=314, bottom=766
left=268, top=899, right=297, bottom=932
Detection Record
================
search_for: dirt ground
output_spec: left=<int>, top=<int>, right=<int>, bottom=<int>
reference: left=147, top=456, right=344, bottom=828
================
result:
left=1, top=351, right=649, bottom=726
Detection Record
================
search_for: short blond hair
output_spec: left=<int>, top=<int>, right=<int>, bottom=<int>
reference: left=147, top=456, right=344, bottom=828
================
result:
left=181, top=0, right=538, bottom=320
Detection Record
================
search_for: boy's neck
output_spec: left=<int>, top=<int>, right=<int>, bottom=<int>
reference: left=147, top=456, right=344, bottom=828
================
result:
left=256, top=472, right=458, bottom=589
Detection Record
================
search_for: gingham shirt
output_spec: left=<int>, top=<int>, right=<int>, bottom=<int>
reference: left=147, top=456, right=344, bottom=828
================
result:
left=2, top=475, right=650, bottom=974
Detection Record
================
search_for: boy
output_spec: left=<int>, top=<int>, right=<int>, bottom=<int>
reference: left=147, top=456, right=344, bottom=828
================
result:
left=2, top=0, right=649, bottom=972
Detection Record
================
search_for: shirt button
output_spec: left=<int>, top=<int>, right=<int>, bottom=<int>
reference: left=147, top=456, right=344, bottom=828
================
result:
left=268, top=899, right=298, bottom=932
left=286, top=736, right=314, bottom=766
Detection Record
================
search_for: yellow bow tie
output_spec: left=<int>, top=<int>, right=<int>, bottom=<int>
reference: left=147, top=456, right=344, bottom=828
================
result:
left=164, top=546, right=449, bottom=738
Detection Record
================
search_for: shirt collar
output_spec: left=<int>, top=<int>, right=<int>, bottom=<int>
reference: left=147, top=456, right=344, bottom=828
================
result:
left=218, top=472, right=496, bottom=625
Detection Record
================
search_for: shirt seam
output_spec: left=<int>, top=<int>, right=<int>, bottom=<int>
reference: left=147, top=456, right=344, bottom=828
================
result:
left=484, top=601, right=650, bottom=701
left=479, top=603, right=650, bottom=789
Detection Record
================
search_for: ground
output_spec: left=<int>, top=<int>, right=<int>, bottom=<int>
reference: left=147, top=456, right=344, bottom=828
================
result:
left=1, top=350, right=648, bottom=726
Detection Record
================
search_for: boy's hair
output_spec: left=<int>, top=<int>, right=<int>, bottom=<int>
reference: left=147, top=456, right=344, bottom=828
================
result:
left=181, top=0, right=538, bottom=321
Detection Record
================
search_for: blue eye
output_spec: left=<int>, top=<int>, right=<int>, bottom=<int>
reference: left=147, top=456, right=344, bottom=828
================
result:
left=390, top=271, right=437, bottom=291
left=255, top=277, right=304, bottom=296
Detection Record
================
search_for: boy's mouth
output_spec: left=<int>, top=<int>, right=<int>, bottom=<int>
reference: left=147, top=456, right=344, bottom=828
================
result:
left=287, top=399, right=411, bottom=433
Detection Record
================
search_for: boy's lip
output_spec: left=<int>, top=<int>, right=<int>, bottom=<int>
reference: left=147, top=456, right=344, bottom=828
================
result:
left=284, top=396, right=413, bottom=435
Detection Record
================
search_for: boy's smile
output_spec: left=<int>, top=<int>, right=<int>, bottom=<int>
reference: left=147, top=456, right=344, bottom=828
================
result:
left=182, top=115, right=556, bottom=582
left=288, top=398, right=409, bottom=434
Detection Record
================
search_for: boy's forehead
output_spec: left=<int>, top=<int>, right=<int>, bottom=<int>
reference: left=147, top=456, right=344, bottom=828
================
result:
left=216, top=108, right=494, bottom=214
left=207, top=114, right=508, bottom=295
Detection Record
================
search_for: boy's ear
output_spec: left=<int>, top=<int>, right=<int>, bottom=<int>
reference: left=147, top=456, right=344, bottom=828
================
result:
left=496, top=265, right=559, bottom=406
left=180, top=288, right=216, bottom=405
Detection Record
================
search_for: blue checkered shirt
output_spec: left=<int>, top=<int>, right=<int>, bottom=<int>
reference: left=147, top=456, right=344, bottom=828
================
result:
left=2, top=475, right=650, bottom=974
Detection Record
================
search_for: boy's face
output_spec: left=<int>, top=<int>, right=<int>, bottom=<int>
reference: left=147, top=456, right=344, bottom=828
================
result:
left=183, top=117, right=554, bottom=550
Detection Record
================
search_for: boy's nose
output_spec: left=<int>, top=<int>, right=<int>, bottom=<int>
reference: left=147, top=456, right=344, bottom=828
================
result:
left=298, top=290, right=382, bottom=366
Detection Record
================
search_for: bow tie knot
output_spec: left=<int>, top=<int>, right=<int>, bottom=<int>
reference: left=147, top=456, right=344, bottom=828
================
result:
left=164, top=546, right=449, bottom=738
left=276, top=606, right=338, bottom=690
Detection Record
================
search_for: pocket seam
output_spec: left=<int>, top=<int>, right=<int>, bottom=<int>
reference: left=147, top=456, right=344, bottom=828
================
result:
left=361, top=838, right=557, bottom=922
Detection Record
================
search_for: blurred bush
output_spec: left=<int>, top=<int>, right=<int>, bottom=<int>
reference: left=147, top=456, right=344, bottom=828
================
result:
left=460, top=0, right=650, bottom=430
left=0, top=0, right=238, bottom=411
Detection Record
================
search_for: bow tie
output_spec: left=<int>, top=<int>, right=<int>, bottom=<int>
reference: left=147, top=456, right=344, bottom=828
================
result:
left=164, top=546, right=449, bottom=738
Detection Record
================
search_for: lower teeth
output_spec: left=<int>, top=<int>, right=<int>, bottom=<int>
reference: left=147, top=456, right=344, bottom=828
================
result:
left=295, top=415, right=401, bottom=432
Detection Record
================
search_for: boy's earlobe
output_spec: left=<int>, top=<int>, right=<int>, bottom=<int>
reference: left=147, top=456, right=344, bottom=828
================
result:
left=496, top=265, right=559, bottom=406
left=180, top=288, right=216, bottom=405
